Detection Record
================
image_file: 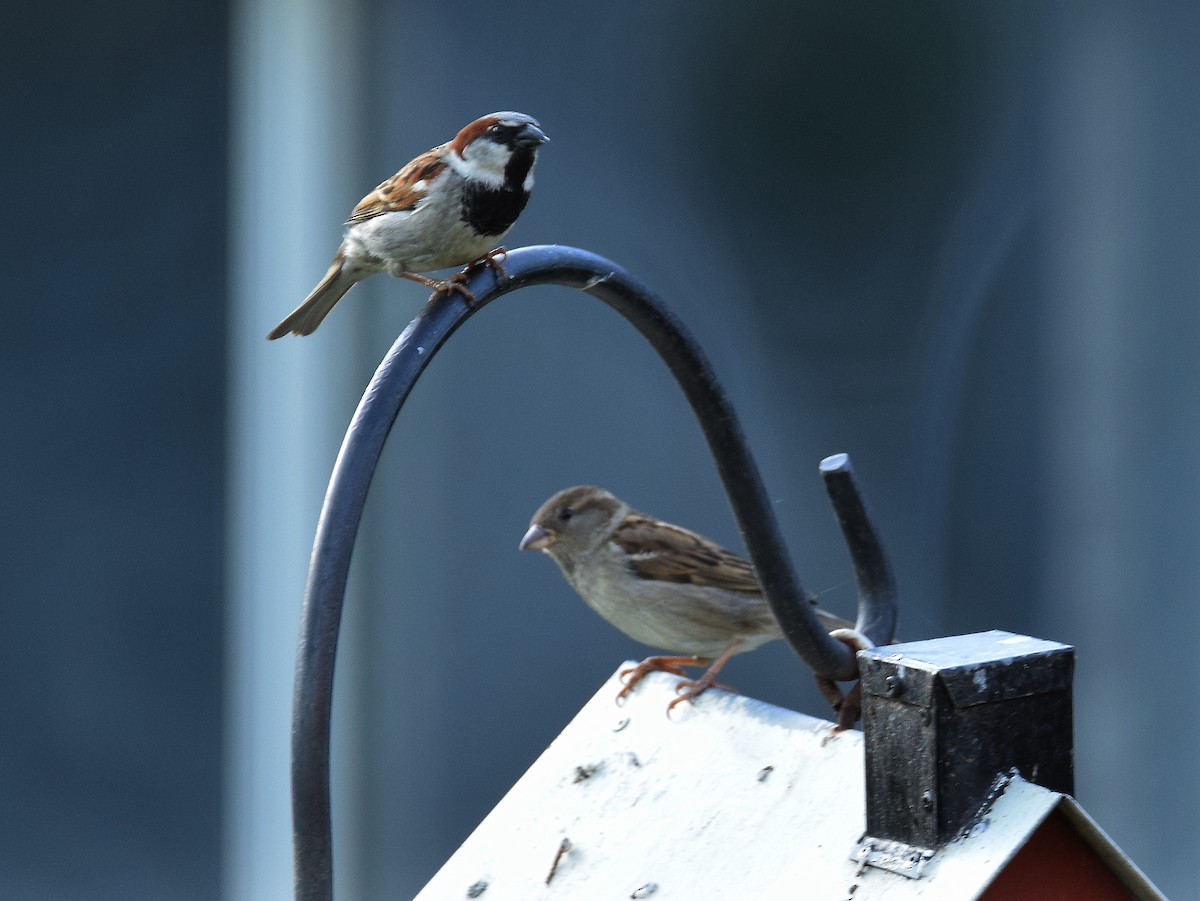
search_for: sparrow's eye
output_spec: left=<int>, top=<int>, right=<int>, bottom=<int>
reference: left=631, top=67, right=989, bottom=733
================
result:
left=487, top=124, right=506, bottom=138
left=559, top=507, right=574, bottom=522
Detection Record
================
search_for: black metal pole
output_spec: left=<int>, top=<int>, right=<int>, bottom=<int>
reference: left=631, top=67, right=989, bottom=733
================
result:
left=290, top=245, right=885, bottom=899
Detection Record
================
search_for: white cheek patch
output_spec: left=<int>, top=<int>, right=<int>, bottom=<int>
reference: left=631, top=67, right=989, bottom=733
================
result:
left=448, top=144, right=508, bottom=188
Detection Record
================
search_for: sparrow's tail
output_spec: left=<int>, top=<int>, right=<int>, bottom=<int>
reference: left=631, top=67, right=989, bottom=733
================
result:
left=266, top=255, right=359, bottom=339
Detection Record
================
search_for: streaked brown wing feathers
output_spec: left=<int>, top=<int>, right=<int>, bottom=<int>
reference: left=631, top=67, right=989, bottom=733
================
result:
left=612, top=514, right=763, bottom=593
left=344, top=152, right=446, bottom=224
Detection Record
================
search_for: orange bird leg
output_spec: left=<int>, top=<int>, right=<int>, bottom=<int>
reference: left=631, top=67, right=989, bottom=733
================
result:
left=468, top=246, right=510, bottom=280
left=833, top=681, right=863, bottom=733
left=668, top=639, right=746, bottom=712
left=617, top=655, right=709, bottom=702
left=814, top=675, right=846, bottom=712
left=399, top=270, right=478, bottom=304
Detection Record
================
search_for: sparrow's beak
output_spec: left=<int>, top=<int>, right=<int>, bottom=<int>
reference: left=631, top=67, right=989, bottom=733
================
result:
left=519, top=523, right=556, bottom=551
left=514, top=123, right=549, bottom=148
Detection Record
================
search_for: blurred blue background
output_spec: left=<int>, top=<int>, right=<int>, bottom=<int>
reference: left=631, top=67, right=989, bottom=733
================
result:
left=4, top=1, right=1198, bottom=898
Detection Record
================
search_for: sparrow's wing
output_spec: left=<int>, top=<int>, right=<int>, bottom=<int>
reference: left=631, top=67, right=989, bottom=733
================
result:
left=612, top=512, right=852, bottom=631
left=344, top=150, right=447, bottom=224
left=611, top=514, right=763, bottom=593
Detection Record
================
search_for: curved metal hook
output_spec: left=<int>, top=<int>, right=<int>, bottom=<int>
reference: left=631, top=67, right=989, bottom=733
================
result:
left=819, top=453, right=898, bottom=648
left=290, top=245, right=862, bottom=899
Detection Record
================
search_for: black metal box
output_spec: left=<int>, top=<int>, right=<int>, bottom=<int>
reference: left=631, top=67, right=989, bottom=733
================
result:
left=859, top=630, right=1074, bottom=848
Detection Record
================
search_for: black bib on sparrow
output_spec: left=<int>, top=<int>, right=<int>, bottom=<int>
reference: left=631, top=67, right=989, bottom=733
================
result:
left=459, top=146, right=536, bottom=237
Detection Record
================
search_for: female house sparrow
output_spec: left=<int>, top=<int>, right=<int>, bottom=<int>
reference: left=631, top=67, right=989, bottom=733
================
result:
left=520, top=486, right=852, bottom=711
left=267, top=111, right=548, bottom=339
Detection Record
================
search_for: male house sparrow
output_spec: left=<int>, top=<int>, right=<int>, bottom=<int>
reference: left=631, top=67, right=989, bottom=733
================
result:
left=267, top=111, right=548, bottom=339
left=520, top=486, right=853, bottom=711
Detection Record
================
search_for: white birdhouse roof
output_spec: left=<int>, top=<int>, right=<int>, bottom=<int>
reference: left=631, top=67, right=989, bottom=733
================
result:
left=418, top=665, right=1163, bottom=900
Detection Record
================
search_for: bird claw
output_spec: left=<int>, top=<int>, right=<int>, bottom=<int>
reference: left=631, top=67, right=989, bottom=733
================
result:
left=666, top=673, right=735, bottom=712
left=480, top=247, right=511, bottom=279
left=434, top=273, right=478, bottom=304
left=462, top=247, right=511, bottom=284
left=616, top=656, right=706, bottom=704
left=400, top=270, right=478, bottom=304
left=813, top=630, right=873, bottom=731
left=430, top=249, right=511, bottom=306
left=667, top=685, right=702, bottom=713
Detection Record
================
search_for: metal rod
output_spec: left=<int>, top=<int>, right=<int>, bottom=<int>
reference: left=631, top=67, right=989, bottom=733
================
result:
left=290, top=244, right=861, bottom=899
left=819, top=453, right=898, bottom=648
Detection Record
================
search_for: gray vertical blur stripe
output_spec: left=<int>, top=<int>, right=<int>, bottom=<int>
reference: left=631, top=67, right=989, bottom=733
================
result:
left=224, top=0, right=366, bottom=897
left=1042, top=5, right=1200, bottom=892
